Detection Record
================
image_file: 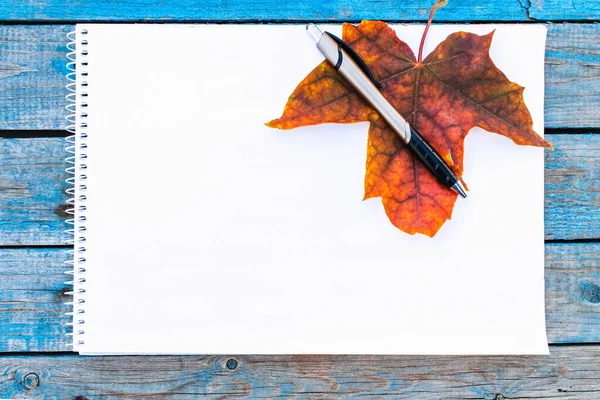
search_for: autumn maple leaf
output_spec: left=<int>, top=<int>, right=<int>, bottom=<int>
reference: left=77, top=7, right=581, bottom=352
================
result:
left=267, top=4, right=551, bottom=237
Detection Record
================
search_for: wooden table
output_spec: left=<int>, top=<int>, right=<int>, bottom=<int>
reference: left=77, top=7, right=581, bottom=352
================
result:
left=1, top=1, right=599, bottom=398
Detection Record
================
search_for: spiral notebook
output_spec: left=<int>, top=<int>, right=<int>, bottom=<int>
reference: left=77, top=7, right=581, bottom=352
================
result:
left=65, top=24, right=549, bottom=355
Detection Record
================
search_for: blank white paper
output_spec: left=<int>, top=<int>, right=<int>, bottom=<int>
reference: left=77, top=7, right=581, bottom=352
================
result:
left=75, top=23, right=549, bottom=355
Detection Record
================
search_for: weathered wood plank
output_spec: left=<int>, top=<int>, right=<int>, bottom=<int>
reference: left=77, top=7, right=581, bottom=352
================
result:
left=0, top=25, right=70, bottom=130
left=0, top=0, right=598, bottom=22
left=0, top=248, right=69, bottom=352
left=1, top=134, right=598, bottom=246
left=545, top=23, right=600, bottom=128
left=0, top=138, right=69, bottom=246
left=0, top=24, right=599, bottom=130
left=545, top=242, right=600, bottom=343
left=544, top=134, right=600, bottom=240
left=0, top=0, right=532, bottom=22
left=1, top=243, right=598, bottom=352
left=2, top=345, right=600, bottom=398
left=530, top=0, right=600, bottom=21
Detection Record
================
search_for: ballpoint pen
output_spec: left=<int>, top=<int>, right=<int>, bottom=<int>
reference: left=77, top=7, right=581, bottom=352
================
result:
left=306, top=24, right=467, bottom=199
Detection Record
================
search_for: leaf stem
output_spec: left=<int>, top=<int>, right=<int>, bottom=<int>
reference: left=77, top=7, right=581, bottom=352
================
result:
left=418, top=0, right=447, bottom=63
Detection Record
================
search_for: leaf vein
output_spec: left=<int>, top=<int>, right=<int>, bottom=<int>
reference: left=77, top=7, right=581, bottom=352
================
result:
left=422, top=67, right=527, bottom=135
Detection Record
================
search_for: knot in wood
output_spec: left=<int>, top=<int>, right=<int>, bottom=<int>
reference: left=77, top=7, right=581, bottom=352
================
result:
left=581, top=282, right=600, bottom=303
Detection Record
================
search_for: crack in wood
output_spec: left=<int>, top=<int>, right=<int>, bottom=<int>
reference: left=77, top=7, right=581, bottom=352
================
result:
left=0, top=62, right=35, bottom=79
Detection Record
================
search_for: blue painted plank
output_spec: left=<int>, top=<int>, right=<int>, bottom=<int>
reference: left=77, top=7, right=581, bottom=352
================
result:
left=0, top=0, right=533, bottom=22
left=530, top=0, right=600, bottom=20
left=0, top=138, right=69, bottom=245
left=545, top=242, right=600, bottom=344
left=544, top=23, right=600, bottom=128
left=0, top=248, right=69, bottom=353
left=0, top=25, right=70, bottom=130
left=544, top=134, right=600, bottom=240
left=0, top=0, right=598, bottom=22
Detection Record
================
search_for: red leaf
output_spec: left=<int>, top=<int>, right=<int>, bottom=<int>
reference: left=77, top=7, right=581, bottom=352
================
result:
left=268, top=14, right=550, bottom=237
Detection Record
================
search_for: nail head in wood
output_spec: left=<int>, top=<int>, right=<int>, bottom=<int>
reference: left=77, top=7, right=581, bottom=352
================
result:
left=226, top=358, right=238, bottom=370
left=494, top=395, right=505, bottom=400
left=22, top=372, right=39, bottom=390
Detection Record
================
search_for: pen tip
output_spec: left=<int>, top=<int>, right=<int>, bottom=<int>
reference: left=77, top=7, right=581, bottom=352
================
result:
left=451, top=182, right=467, bottom=199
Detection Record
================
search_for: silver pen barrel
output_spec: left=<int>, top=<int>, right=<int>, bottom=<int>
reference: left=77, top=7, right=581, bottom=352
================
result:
left=306, top=24, right=467, bottom=199
left=308, top=24, right=412, bottom=144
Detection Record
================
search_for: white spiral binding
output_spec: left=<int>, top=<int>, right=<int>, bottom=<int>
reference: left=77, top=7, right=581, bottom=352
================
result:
left=65, top=28, right=88, bottom=349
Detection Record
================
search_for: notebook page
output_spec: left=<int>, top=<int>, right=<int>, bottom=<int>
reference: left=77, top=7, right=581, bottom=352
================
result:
left=77, top=24, right=548, bottom=354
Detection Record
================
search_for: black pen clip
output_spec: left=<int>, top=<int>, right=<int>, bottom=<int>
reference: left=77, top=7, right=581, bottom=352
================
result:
left=325, top=32, right=383, bottom=89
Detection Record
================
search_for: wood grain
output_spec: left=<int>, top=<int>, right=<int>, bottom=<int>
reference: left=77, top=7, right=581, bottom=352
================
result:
left=0, top=248, right=69, bottom=353
left=530, top=0, right=600, bottom=21
left=2, top=346, right=600, bottom=398
left=0, top=0, right=548, bottom=22
left=0, top=25, right=70, bottom=130
left=545, top=24, right=600, bottom=128
left=0, top=138, right=69, bottom=246
left=0, top=24, right=599, bottom=130
left=0, top=0, right=597, bottom=22
left=1, top=243, right=598, bottom=352
left=544, top=134, right=600, bottom=240
left=1, top=134, right=598, bottom=246
left=545, top=242, right=600, bottom=343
